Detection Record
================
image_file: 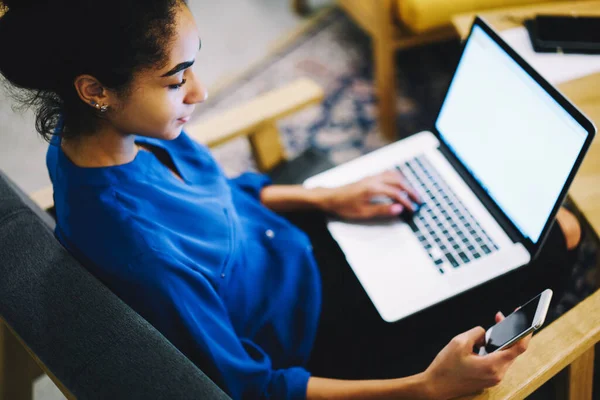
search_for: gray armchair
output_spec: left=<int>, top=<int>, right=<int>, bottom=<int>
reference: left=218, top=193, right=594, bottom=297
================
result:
left=0, top=170, right=231, bottom=400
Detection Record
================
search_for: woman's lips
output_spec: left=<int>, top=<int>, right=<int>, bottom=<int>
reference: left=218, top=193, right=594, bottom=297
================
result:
left=177, top=116, right=191, bottom=124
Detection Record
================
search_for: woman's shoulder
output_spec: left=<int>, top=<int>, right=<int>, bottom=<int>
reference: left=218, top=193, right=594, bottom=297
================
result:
left=55, top=184, right=160, bottom=257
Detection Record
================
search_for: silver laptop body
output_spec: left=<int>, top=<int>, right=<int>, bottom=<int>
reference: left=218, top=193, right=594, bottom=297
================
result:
left=304, top=18, right=596, bottom=322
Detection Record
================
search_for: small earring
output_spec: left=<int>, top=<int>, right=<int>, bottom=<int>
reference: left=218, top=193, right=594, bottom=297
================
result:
left=99, top=104, right=109, bottom=113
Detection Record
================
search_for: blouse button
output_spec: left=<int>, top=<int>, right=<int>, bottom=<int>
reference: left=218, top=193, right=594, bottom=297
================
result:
left=265, top=229, right=275, bottom=239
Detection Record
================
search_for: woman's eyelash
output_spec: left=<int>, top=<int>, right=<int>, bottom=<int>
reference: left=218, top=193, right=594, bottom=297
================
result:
left=169, top=78, right=187, bottom=90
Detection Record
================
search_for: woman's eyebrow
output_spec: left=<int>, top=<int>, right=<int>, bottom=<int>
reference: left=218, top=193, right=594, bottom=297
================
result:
left=161, top=60, right=195, bottom=77
left=160, top=38, right=201, bottom=78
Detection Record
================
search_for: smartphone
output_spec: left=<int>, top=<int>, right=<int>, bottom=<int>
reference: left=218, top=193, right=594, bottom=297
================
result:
left=478, top=289, right=553, bottom=355
left=525, top=15, right=600, bottom=54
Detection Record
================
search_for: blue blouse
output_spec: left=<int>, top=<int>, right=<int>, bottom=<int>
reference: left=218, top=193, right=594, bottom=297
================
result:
left=46, top=132, right=322, bottom=399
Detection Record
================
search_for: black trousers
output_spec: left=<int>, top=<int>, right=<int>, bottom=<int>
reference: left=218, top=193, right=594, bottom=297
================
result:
left=282, top=211, right=577, bottom=381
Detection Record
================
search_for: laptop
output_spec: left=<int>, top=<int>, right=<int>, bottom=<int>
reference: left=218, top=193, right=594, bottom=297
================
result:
left=304, top=17, right=597, bottom=323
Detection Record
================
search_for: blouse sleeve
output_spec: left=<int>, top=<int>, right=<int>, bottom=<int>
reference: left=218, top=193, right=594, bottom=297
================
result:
left=228, top=172, right=272, bottom=200
left=126, top=249, right=310, bottom=400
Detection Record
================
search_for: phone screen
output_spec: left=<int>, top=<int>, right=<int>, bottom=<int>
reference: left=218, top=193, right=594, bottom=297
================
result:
left=535, top=16, right=600, bottom=44
left=484, top=294, right=541, bottom=353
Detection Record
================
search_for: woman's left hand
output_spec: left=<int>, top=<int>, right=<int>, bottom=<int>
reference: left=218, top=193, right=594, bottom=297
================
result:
left=318, top=169, right=422, bottom=220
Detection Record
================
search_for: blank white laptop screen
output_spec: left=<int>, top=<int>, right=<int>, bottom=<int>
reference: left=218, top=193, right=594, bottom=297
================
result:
left=436, top=25, right=588, bottom=243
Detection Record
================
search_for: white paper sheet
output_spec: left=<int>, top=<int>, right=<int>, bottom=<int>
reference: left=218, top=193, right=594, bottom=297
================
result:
left=499, top=26, right=600, bottom=85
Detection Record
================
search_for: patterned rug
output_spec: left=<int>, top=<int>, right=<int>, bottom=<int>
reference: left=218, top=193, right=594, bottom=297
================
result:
left=196, top=9, right=598, bottom=327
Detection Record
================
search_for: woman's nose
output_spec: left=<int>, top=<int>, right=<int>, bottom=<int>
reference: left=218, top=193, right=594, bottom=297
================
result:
left=185, top=72, right=208, bottom=105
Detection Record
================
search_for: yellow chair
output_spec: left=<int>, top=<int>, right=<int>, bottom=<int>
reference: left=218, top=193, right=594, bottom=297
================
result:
left=293, top=0, right=586, bottom=142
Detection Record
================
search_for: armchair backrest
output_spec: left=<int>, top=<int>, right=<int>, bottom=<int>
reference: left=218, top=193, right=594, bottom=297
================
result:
left=0, top=171, right=230, bottom=399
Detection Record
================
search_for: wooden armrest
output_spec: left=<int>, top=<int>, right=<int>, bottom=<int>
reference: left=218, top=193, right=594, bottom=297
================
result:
left=461, top=288, right=600, bottom=399
left=1, top=319, right=74, bottom=400
left=28, top=78, right=325, bottom=210
left=185, top=78, right=324, bottom=148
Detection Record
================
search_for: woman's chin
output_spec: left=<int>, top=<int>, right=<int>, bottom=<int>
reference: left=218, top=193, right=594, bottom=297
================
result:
left=163, top=126, right=184, bottom=141
left=138, top=125, right=184, bottom=141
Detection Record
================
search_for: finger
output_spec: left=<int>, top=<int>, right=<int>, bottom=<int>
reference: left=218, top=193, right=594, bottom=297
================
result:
left=458, top=326, right=487, bottom=346
left=482, top=339, right=527, bottom=365
left=386, top=174, right=421, bottom=204
left=371, top=184, right=415, bottom=211
left=382, top=170, right=422, bottom=203
left=362, top=203, right=404, bottom=219
left=512, top=333, right=532, bottom=354
left=474, top=333, right=486, bottom=349
left=495, top=311, right=505, bottom=323
left=477, top=348, right=515, bottom=369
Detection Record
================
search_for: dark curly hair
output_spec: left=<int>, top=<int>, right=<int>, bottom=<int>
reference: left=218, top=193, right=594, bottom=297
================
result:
left=0, top=0, right=185, bottom=141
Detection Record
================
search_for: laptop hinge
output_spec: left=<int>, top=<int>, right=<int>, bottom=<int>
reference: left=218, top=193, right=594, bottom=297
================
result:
left=436, top=142, right=523, bottom=245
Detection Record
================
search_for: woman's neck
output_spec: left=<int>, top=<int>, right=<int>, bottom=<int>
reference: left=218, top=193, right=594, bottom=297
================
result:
left=60, top=129, right=138, bottom=168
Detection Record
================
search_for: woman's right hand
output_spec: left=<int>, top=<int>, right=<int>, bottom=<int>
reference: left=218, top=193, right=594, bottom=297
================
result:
left=422, top=313, right=531, bottom=399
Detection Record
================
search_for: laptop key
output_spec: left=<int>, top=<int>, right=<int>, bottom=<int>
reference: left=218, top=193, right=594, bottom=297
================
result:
left=446, top=253, right=460, bottom=268
left=408, top=220, right=418, bottom=232
left=458, top=252, right=470, bottom=263
left=481, top=245, right=491, bottom=254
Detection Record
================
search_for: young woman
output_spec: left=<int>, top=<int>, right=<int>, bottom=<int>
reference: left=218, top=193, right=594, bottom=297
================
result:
left=0, top=0, right=582, bottom=398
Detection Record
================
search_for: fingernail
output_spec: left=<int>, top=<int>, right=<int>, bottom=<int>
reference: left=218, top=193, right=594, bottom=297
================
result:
left=391, top=204, right=404, bottom=214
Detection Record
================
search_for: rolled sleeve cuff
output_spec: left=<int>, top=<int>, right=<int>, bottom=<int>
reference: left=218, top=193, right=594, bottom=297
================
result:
left=229, top=172, right=272, bottom=200
left=271, top=367, right=310, bottom=400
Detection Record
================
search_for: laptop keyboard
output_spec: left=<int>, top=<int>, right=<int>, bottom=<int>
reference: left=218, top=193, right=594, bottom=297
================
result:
left=397, top=155, right=499, bottom=274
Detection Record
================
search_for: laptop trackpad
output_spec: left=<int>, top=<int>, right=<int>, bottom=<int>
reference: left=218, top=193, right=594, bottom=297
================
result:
left=327, top=219, right=444, bottom=321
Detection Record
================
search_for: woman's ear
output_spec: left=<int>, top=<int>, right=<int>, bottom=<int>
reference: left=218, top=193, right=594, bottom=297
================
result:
left=74, top=75, right=113, bottom=111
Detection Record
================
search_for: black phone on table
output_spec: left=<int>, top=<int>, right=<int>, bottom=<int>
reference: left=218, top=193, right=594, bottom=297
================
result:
left=525, top=15, right=600, bottom=54
left=477, top=289, right=553, bottom=356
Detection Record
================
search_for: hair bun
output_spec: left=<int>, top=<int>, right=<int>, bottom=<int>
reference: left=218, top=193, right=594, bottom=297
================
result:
left=0, top=0, right=63, bottom=91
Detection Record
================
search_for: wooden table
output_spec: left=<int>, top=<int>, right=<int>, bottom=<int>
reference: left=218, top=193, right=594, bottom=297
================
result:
left=452, top=1, right=600, bottom=235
